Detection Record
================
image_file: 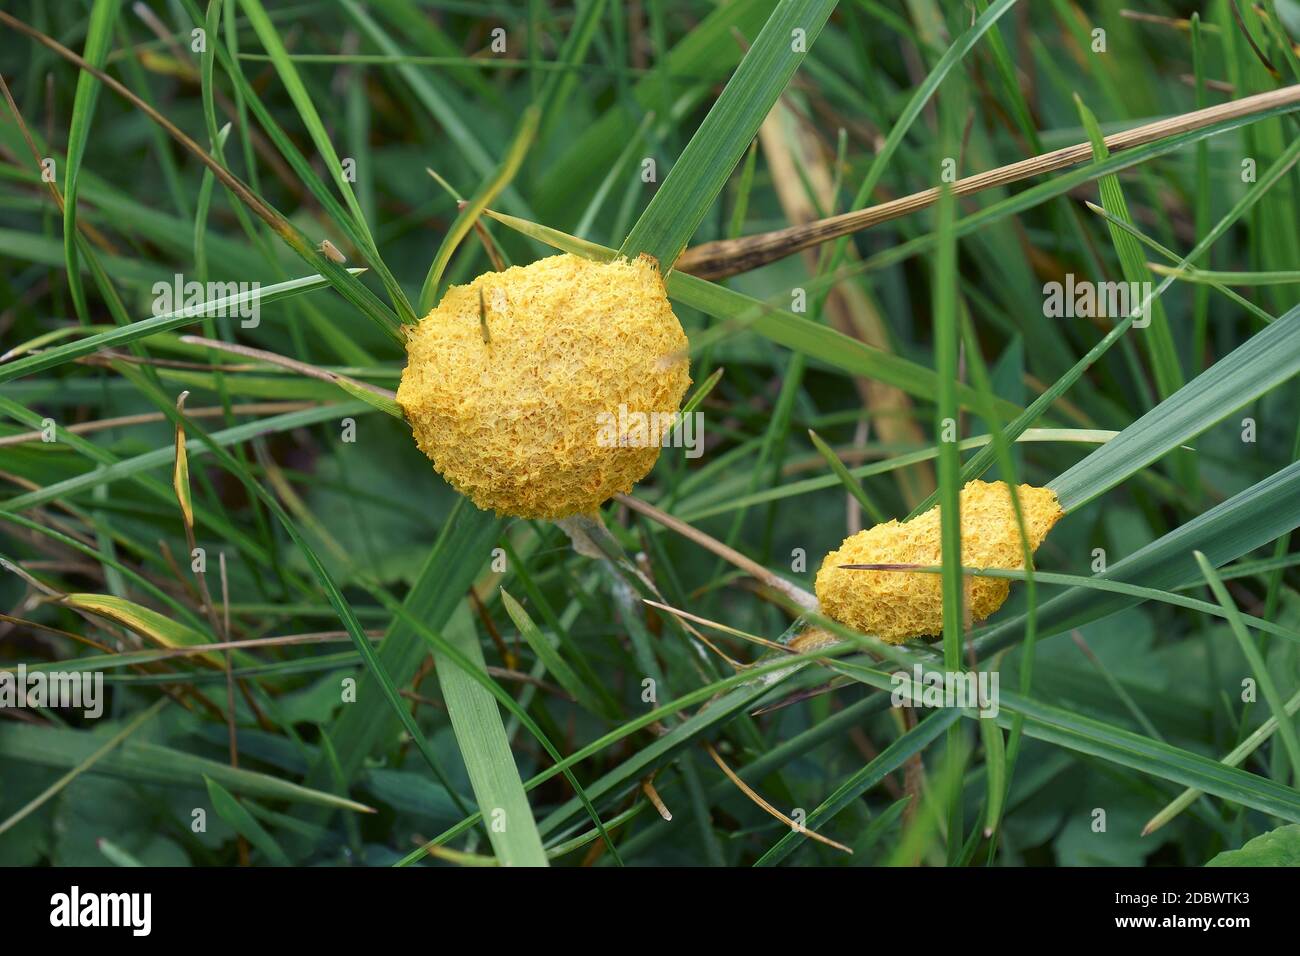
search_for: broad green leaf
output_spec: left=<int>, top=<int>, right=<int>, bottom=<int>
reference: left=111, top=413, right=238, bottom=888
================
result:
left=1206, top=825, right=1300, bottom=866
left=0, top=698, right=167, bottom=839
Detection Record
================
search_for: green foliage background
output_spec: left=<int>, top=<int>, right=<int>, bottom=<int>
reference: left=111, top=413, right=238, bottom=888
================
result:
left=1, top=0, right=1299, bottom=867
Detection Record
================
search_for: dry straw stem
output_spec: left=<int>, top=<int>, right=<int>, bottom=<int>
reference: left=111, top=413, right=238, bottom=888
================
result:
left=615, top=492, right=818, bottom=611
left=177, top=336, right=397, bottom=402
left=704, top=741, right=852, bottom=854
left=641, top=776, right=673, bottom=821
left=675, top=84, right=1300, bottom=279
left=642, top=598, right=791, bottom=656
left=0, top=402, right=314, bottom=447
left=0, top=74, right=117, bottom=255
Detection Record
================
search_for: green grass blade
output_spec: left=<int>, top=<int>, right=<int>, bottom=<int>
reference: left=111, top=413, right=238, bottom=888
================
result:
left=832, top=660, right=1300, bottom=826
left=1082, top=203, right=1275, bottom=325
left=235, top=0, right=413, bottom=323
left=807, top=429, right=886, bottom=524
left=296, top=500, right=503, bottom=805
left=0, top=272, right=356, bottom=385
left=874, top=565, right=1300, bottom=647
left=754, top=708, right=959, bottom=866
left=431, top=603, right=549, bottom=866
left=913, top=134, right=1300, bottom=516
left=1195, top=552, right=1300, bottom=787
left=834, top=0, right=1019, bottom=237
left=1075, top=94, right=1183, bottom=402
left=1145, top=687, right=1300, bottom=835
left=60, top=0, right=121, bottom=327
left=620, top=0, right=838, bottom=263
left=1051, top=302, right=1300, bottom=511
left=0, top=721, right=373, bottom=812
left=397, top=643, right=861, bottom=864
left=980, top=716, right=1007, bottom=838
left=977, top=460, right=1300, bottom=658
left=204, top=776, right=292, bottom=865
left=418, top=106, right=539, bottom=312
left=500, top=588, right=601, bottom=715
left=1, top=402, right=366, bottom=513
left=484, top=210, right=1022, bottom=419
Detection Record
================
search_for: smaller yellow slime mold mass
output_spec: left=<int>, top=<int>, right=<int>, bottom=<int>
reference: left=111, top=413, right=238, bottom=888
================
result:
left=815, top=480, right=1063, bottom=643
left=397, top=253, right=691, bottom=520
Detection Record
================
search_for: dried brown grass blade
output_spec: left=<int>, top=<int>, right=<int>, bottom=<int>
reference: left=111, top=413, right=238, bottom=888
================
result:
left=178, top=336, right=397, bottom=400
left=704, top=742, right=852, bottom=854
left=675, top=84, right=1300, bottom=279
left=615, top=493, right=817, bottom=611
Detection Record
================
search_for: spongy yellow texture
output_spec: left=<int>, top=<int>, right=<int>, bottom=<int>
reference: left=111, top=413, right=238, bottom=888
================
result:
left=815, top=480, right=1063, bottom=643
left=397, top=253, right=691, bottom=520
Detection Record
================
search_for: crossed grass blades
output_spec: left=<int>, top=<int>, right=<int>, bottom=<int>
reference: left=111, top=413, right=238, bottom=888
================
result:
left=1, top=0, right=1299, bottom=868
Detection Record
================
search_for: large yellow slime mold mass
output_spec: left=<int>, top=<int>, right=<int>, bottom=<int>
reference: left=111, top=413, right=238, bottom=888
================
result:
left=397, top=254, right=691, bottom=519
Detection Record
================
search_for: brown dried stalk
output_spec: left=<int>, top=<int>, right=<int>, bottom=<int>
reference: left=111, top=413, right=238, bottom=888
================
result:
left=614, top=492, right=817, bottom=611
left=674, top=84, right=1300, bottom=280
